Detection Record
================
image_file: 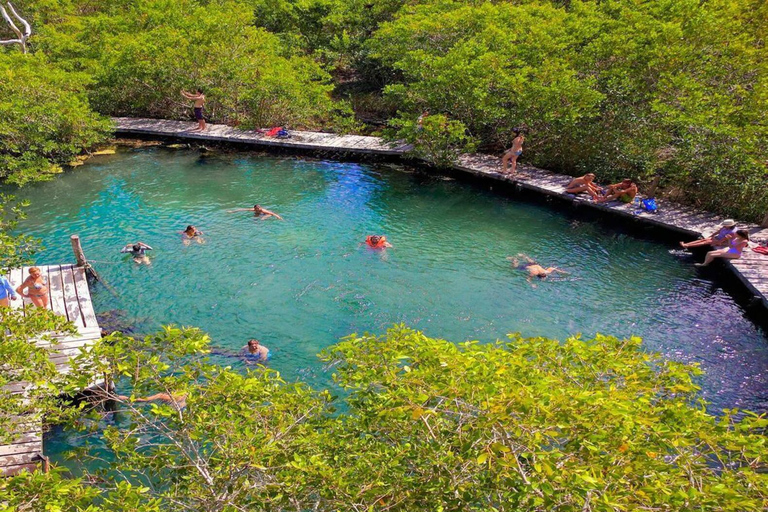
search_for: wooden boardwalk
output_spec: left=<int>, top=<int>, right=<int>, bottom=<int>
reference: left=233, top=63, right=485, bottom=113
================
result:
left=1, top=264, right=101, bottom=476
left=113, top=117, right=768, bottom=309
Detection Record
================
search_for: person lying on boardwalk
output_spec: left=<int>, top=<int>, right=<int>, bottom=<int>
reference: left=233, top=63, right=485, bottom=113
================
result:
left=565, top=173, right=601, bottom=198
left=508, top=254, right=568, bottom=282
left=680, top=219, right=737, bottom=249
left=695, top=230, right=750, bottom=267
left=181, top=88, right=206, bottom=131
left=243, top=339, right=270, bottom=363
left=501, top=131, right=525, bottom=176
left=181, top=225, right=204, bottom=245
left=595, top=179, right=638, bottom=204
left=228, top=204, right=283, bottom=220
left=365, top=235, right=393, bottom=249
left=121, top=242, right=153, bottom=265
left=0, top=274, right=19, bottom=307
left=16, top=267, right=49, bottom=309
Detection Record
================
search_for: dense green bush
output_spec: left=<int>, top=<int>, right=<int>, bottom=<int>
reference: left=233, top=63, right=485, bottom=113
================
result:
left=0, top=52, right=110, bottom=185
left=1, top=326, right=766, bottom=510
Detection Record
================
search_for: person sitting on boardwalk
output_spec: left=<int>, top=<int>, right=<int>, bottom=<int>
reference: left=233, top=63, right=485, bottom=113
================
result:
left=680, top=219, right=737, bottom=249
left=16, top=267, right=49, bottom=309
left=595, top=179, right=638, bottom=204
left=121, top=242, right=153, bottom=265
left=228, top=204, right=283, bottom=220
left=501, top=131, right=525, bottom=176
left=695, top=230, right=750, bottom=267
left=0, top=274, right=19, bottom=307
left=181, top=225, right=204, bottom=245
left=565, top=173, right=601, bottom=198
left=181, top=88, right=206, bottom=132
left=365, top=235, right=393, bottom=249
left=508, top=254, right=568, bottom=282
left=243, top=339, right=270, bottom=363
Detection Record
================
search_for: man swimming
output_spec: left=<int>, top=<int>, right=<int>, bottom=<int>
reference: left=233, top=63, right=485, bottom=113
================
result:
left=228, top=204, right=283, bottom=220
left=508, top=253, right=569, bottom=282
left=243, top=339, right=270, bottom=363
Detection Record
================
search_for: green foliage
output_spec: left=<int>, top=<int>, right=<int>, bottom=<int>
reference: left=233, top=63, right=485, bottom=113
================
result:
left=36, top=0, right=352, bottom=129
left=0, top=52, right=111, bottom=185
left=387, top=113, right=476, bottom=167
left=4, top=326, right=765, bottom=510
left=0, top=195, right=41, bottom=269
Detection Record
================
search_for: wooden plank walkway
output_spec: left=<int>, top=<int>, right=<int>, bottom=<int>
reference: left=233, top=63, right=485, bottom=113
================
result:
left=1, top=264, right=101, bottom=476
left=113, top=117, right=768, bottom=309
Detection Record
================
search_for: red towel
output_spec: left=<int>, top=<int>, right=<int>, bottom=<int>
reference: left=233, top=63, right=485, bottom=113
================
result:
left=752, top=246, right=768, bottom=255
left=265, top=126, right=282, bottom=137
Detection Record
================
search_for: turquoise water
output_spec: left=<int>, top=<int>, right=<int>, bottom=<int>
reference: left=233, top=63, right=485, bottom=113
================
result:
left=10, top=147, right=768, bottom=420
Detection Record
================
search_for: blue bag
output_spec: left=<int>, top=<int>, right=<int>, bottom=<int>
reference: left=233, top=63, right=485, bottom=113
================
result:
left=641, top=198, right=658, bottom=213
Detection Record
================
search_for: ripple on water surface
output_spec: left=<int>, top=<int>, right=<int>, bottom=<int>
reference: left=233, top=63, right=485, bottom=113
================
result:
left=9, top=147, right=767, bottom=414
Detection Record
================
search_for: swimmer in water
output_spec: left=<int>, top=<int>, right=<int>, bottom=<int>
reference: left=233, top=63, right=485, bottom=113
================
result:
left=508, top=253, right=568, bottom=283
left=228, top=204, right=283, bottom=220
left=243, top=339, right=270, bottom=363
left=120, top=242, right=153, bottom=265
left=181, top=225, right=204, bottom=245
left=364, top=235, right=393, bottom=249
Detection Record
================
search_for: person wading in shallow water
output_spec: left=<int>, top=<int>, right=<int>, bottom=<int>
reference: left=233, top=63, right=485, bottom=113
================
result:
left=181, top=88, right=206, bottom=131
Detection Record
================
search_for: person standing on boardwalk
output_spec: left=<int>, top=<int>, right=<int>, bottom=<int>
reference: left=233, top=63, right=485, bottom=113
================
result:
left=16, top=267, right=49, bottom=309
left=502, top=131, right=525, bottom=176
left=0, top=274, right=19, bottom=307
left=181, top=88, right=206, bottom=131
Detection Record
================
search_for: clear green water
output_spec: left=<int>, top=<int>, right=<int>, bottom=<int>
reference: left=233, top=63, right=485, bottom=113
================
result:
left=8, top=147, right=768, bottom=462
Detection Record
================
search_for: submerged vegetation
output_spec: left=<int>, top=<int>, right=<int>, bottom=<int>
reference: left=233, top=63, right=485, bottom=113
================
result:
left=2, top=325, right=767, bottom=510
left=0, top=0, right=766, bottom=219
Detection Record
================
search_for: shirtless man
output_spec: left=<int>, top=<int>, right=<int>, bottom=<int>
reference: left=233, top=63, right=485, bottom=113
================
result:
left=508, top=254, right=569, bottom=282
left=181, top=88, right=206, bottom=131
left=501, top=132, right=525, bottom=176
left=565, top=173, right=601, bottom=199
left=595, top=179, right=637, bottom=204
left=227, top=204, right=283, bottom=220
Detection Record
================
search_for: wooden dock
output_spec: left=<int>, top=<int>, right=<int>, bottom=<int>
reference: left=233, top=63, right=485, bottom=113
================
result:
left=1, top=264, right=101, bottom=476
left=113, top=117, right=768, bottom=309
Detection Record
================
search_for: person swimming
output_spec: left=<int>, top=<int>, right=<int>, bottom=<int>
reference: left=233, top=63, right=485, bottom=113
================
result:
left=243, top=339, right=270, bottom=363
left=365, top=235, right=393, bottom=249
left=16, top=266, right=49, bottom=309
left=181, top=225, right=204, bottom=245
left=228, top=204, right=283, bottom=220
left=121, top=242, right=153, bottom=265
left=508, top=254, right=569, bottom=282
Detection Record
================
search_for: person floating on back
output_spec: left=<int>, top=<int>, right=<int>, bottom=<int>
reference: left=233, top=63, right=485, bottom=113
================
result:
left=565, top=173, right=601, bottom=199
left=695, top=230, right=750, bottom=267
left=121, top=242, right=153, bottom=265
left=680, top=220, right=736, bottom=249
left=365, top=235, right=393, bottom=249
left=501, top=131, right=525, bottom=176
left=181, top=88, right=206, bottom=132
left=595, top=179, right=638, bottom=204
left=227, top=204, right=283, bottom=220
left=508, top=253, right=568, bottom=283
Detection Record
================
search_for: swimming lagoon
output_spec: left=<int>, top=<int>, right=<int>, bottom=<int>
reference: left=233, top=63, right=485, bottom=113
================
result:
left=11, top=147, right=768, bottom=419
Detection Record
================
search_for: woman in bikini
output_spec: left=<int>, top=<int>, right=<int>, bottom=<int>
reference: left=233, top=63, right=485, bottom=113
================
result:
left=565, top=173, right=601, bottom=199
left=501, top=132, right=525, bottom=176
left=16, top=267, right=49, bottom=309
left=695, top=230, right=750, bottom=267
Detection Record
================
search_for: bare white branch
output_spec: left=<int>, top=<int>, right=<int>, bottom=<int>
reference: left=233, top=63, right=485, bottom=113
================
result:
left=0, top=3, right=31, bottom=53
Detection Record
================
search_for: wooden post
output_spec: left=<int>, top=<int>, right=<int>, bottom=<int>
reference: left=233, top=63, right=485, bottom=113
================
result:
left=646, top=175, right=661, bottom=198
left=70, top=235, right=87, bottom=267
left=762, top=211, right=768, bottom=228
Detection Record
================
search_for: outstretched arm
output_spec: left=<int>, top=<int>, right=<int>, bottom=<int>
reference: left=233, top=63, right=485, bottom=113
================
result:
left=227, top=208, right=254, bottom=213
left=262, top=209, right=283, bottom=220
left=138, top=242, right=153, bottom=250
